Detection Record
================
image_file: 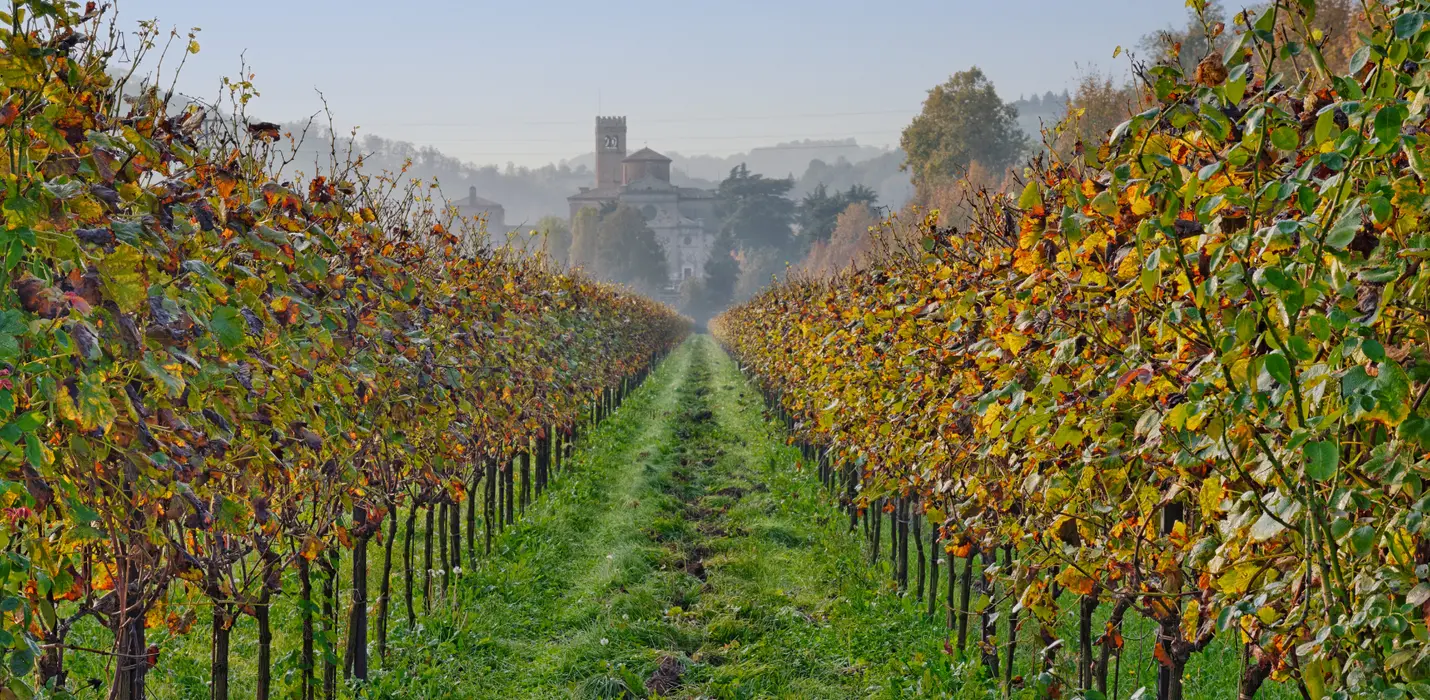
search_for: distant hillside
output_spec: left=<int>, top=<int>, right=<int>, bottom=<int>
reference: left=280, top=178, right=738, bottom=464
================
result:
left=794, top=152, right=912, bottom=212
left=570, top=138, right=893, bottom=183
left=279, top=123, right=594, bottom=226
left=1011, top=91, right=1071, bottom=144
left=280, top=124, right=912, bottom=223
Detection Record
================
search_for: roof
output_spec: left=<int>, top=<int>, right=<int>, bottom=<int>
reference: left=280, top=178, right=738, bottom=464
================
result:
left=455, top=187, right=503, bottom=209
left=567, top=186, right=623, bottom=202
left=457, top=196, right=503, bottom=209
left=623, top=147, right=671, bottom=163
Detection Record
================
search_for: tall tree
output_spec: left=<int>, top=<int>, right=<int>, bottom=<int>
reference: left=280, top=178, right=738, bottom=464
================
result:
left=1051, top=71, right=1149, bottom=158
left=535, top=215, right=572, bottom=266
left=594, top=205, right=669, bottom=293
left=797, top=202, right=881, bottom=278
left=717, top=164, right=796, bottom=252
left=702, top=232, right=740, bottom=312
left=798, top=184, right=879, bottom=244
left=797, top=184, right=839, bottom=243
left=900, top=67, right=1027, bottom=194
left=568, top=207, right=600, bottom=270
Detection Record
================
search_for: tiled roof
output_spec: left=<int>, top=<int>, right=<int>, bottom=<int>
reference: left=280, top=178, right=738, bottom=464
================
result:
left=567, top=186, right=623, bottom=201
left=623, top=147, right=670, bottom=163
left=454, top=187, right=503, bottom=209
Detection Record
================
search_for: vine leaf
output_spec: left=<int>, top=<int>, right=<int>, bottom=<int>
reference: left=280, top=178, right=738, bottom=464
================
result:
left=98, top=246, right=146, bottom=313
left=208, top=306, right=248, bottom=350
left=1303, top=441, right=1338, bottom=482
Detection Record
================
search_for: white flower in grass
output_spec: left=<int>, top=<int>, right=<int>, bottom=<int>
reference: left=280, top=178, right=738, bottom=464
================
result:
left=453, top=566, right=464, bottom=575
left=600, top=638, right=609, bottom=646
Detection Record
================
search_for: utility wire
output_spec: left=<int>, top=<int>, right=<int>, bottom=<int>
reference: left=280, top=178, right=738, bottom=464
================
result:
left=357, top=109, right=916, bottom=129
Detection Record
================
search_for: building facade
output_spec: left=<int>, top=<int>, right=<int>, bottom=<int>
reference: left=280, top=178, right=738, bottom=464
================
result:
left=568, top=117, right=718, bottom=284
left=448, top=186, right=513, bottom=242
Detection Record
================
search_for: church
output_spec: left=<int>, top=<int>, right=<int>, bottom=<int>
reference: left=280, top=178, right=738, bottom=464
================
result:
left=568, top=117, right=719, bottom=284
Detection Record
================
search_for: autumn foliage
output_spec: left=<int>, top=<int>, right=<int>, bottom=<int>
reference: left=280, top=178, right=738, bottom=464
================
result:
left=715, top=1, right=1430, bottom=697
left=0, top=2, right=686, bottom=697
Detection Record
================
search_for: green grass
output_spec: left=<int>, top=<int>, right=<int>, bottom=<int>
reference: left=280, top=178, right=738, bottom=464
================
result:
left=50, top=336, right=1289, bottom=698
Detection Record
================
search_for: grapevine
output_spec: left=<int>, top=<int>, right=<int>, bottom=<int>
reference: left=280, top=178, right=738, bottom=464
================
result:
left=0, top=2, right=687, bottom=697
left=715, top=2, right=1430, bottom=697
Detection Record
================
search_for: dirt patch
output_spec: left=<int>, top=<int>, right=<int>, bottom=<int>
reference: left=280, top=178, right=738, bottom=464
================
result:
left=691, top=408, right=714, bottom=423
left=714, top=485, right=747, bottom=499
left=681, top=545, right=709, bottom=580
left=645, top=655, right=685, bottom=695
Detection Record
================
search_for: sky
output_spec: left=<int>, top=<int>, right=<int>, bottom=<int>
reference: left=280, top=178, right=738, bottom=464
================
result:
left=112, top=1, right=1193, bottom=168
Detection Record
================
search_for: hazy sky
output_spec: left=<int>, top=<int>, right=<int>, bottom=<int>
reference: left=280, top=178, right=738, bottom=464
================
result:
left=113, top=1, right=1191, bottom=168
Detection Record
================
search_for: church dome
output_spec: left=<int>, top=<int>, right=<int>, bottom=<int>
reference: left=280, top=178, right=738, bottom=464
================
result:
left=622, top=147, right=671, bottom=163
left=622, top=147, right=672, bottom=185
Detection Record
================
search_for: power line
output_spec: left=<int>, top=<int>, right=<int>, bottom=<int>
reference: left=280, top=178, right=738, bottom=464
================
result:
left=433, top=141, right=904, bottom=159
left=357, top=109, right=915, bottom=129
left=405, top=130, right=901, bottom=145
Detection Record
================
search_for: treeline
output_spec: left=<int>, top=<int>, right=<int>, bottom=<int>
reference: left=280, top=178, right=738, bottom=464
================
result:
left=0, top=4, right=686, bottom=698
left=889, top=0, right=1370, bottom=248
left=716, top=1, right=1429, bottom=699
left=522, top=165, right=887, bottom=322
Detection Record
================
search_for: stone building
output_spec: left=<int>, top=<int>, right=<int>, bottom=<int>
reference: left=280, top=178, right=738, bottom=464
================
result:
left=451, top=186, right=508, bottom=233
left=568, top=116, right=718, bottom=284
left=448, top=186, right=519, bottom=251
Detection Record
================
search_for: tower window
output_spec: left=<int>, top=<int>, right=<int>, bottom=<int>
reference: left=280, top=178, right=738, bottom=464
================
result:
left=683, top=267, right=693, bottom=279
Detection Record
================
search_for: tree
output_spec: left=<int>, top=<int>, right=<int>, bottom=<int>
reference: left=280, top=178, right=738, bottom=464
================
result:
left=1050, top=71, right=1149, bottom=158
left=734, top=245, right=788, bottom=304
left=535, top=215, right=572, bottom=267
left=797, top=184, right=840, bottom=243
left=900, top=67, right=1028, bottom=194
left=844, top=184, right=878, bottom=208
left=594, top=205, right=669, bottom=293
left=1307, top=0, right=1365, bottom=75
left=797, top=202, right=880, bottom=278
left=702, top=232, right=740, bottom=312
left=569, top=207, right=600, bottom=270
left=717, top=164, right=796, bottom=252
left=798, top=183, right=880, bottom=244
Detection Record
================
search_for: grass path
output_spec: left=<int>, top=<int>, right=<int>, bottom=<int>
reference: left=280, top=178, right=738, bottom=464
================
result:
left=366, top=335, right=956, bottom=698
left=81, top=335, right=1288, bottom=699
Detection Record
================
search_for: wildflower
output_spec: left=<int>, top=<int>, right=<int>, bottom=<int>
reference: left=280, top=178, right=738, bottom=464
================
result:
left=600, top=638, right=609, bottom=646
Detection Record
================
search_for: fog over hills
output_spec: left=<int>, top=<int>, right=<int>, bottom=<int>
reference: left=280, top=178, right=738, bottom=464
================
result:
left=269, top=91, right=1074, bottom=226
left=278, top=122, right=914, bottom=226
left=565, top=138, right=892, bottom=182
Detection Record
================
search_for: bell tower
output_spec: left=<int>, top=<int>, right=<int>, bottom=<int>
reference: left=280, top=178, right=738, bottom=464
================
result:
left=595, top=116, right=626, bottom=190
